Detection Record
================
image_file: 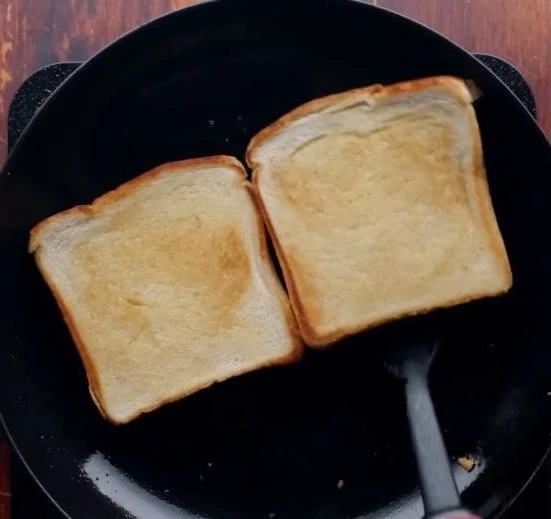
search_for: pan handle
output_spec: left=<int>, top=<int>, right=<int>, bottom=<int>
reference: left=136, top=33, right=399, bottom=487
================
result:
left=472, top=52, right=536, bottom=118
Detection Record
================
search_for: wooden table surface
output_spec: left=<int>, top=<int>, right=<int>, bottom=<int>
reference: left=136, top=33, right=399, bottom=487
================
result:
left=0, top=1, right=550, bottom=518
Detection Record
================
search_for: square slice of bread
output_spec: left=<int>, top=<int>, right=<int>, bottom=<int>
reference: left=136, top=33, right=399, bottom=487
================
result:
left=29, top=156, right=302, bottom=424
left=246, top=76, right=513, bottom=347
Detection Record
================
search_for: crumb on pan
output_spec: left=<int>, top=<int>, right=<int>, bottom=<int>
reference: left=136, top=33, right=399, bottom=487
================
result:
left=337, top=479, right=344, bottom=490
left=457, top=455, right=477, bottom=472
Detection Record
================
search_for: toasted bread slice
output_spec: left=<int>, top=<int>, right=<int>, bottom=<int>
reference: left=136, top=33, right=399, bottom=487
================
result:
left=246, top=76, right=512, bottom=347
left=29, top=156, right=303, bottom=424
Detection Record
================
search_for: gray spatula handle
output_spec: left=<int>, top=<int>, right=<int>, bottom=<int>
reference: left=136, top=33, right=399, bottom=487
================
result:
left=405, top=373, right=462, bottom=515
left=405, top=375, right=482, bottom=519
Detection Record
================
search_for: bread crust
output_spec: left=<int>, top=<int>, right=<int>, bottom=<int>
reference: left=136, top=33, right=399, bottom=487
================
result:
left=29, top=155, right=246, bottom=252
left=246, top=76, right=513, bottom=348
left=243, top=183, right=304, bottom=361
left=29, top=155, right=303, bottom=424
left=246, top=76, right=473, bottom=168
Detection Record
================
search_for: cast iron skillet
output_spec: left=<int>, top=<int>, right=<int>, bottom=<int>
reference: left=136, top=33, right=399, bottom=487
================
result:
left=1, top=0, right=551, bottom=517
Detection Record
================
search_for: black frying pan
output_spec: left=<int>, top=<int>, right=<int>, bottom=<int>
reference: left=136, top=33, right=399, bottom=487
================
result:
left=1, top=1, right=551, bottom=518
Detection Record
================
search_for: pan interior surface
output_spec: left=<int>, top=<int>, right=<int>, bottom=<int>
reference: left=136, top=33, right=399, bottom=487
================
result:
left=1, top=1, right=551, bottom=518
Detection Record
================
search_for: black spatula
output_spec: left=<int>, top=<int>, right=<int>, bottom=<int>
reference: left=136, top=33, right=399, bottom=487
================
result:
left=385, top=336, right=482, bottom=519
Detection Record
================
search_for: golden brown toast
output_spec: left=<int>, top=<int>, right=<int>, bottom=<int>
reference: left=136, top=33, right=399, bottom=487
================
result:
left=29, top=156, right=303, bottom=424
left=246, top=77, right=512, bottom=347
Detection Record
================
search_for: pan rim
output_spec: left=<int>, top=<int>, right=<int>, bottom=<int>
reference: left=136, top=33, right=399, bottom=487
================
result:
left=1, top=1, right=551, bottom=518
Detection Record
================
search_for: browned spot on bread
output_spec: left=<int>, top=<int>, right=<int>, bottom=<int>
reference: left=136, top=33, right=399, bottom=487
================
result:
left=74, top=215, right=252, bottom=339
left=210, top=226, right=252, bottom=332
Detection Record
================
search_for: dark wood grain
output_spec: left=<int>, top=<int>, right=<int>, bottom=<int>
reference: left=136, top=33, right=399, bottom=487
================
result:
left=380, top=0, right=551, bottom=137
left=0, top=0, right=201, bottom=162
left=0, top=1, right=550, bottom=518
